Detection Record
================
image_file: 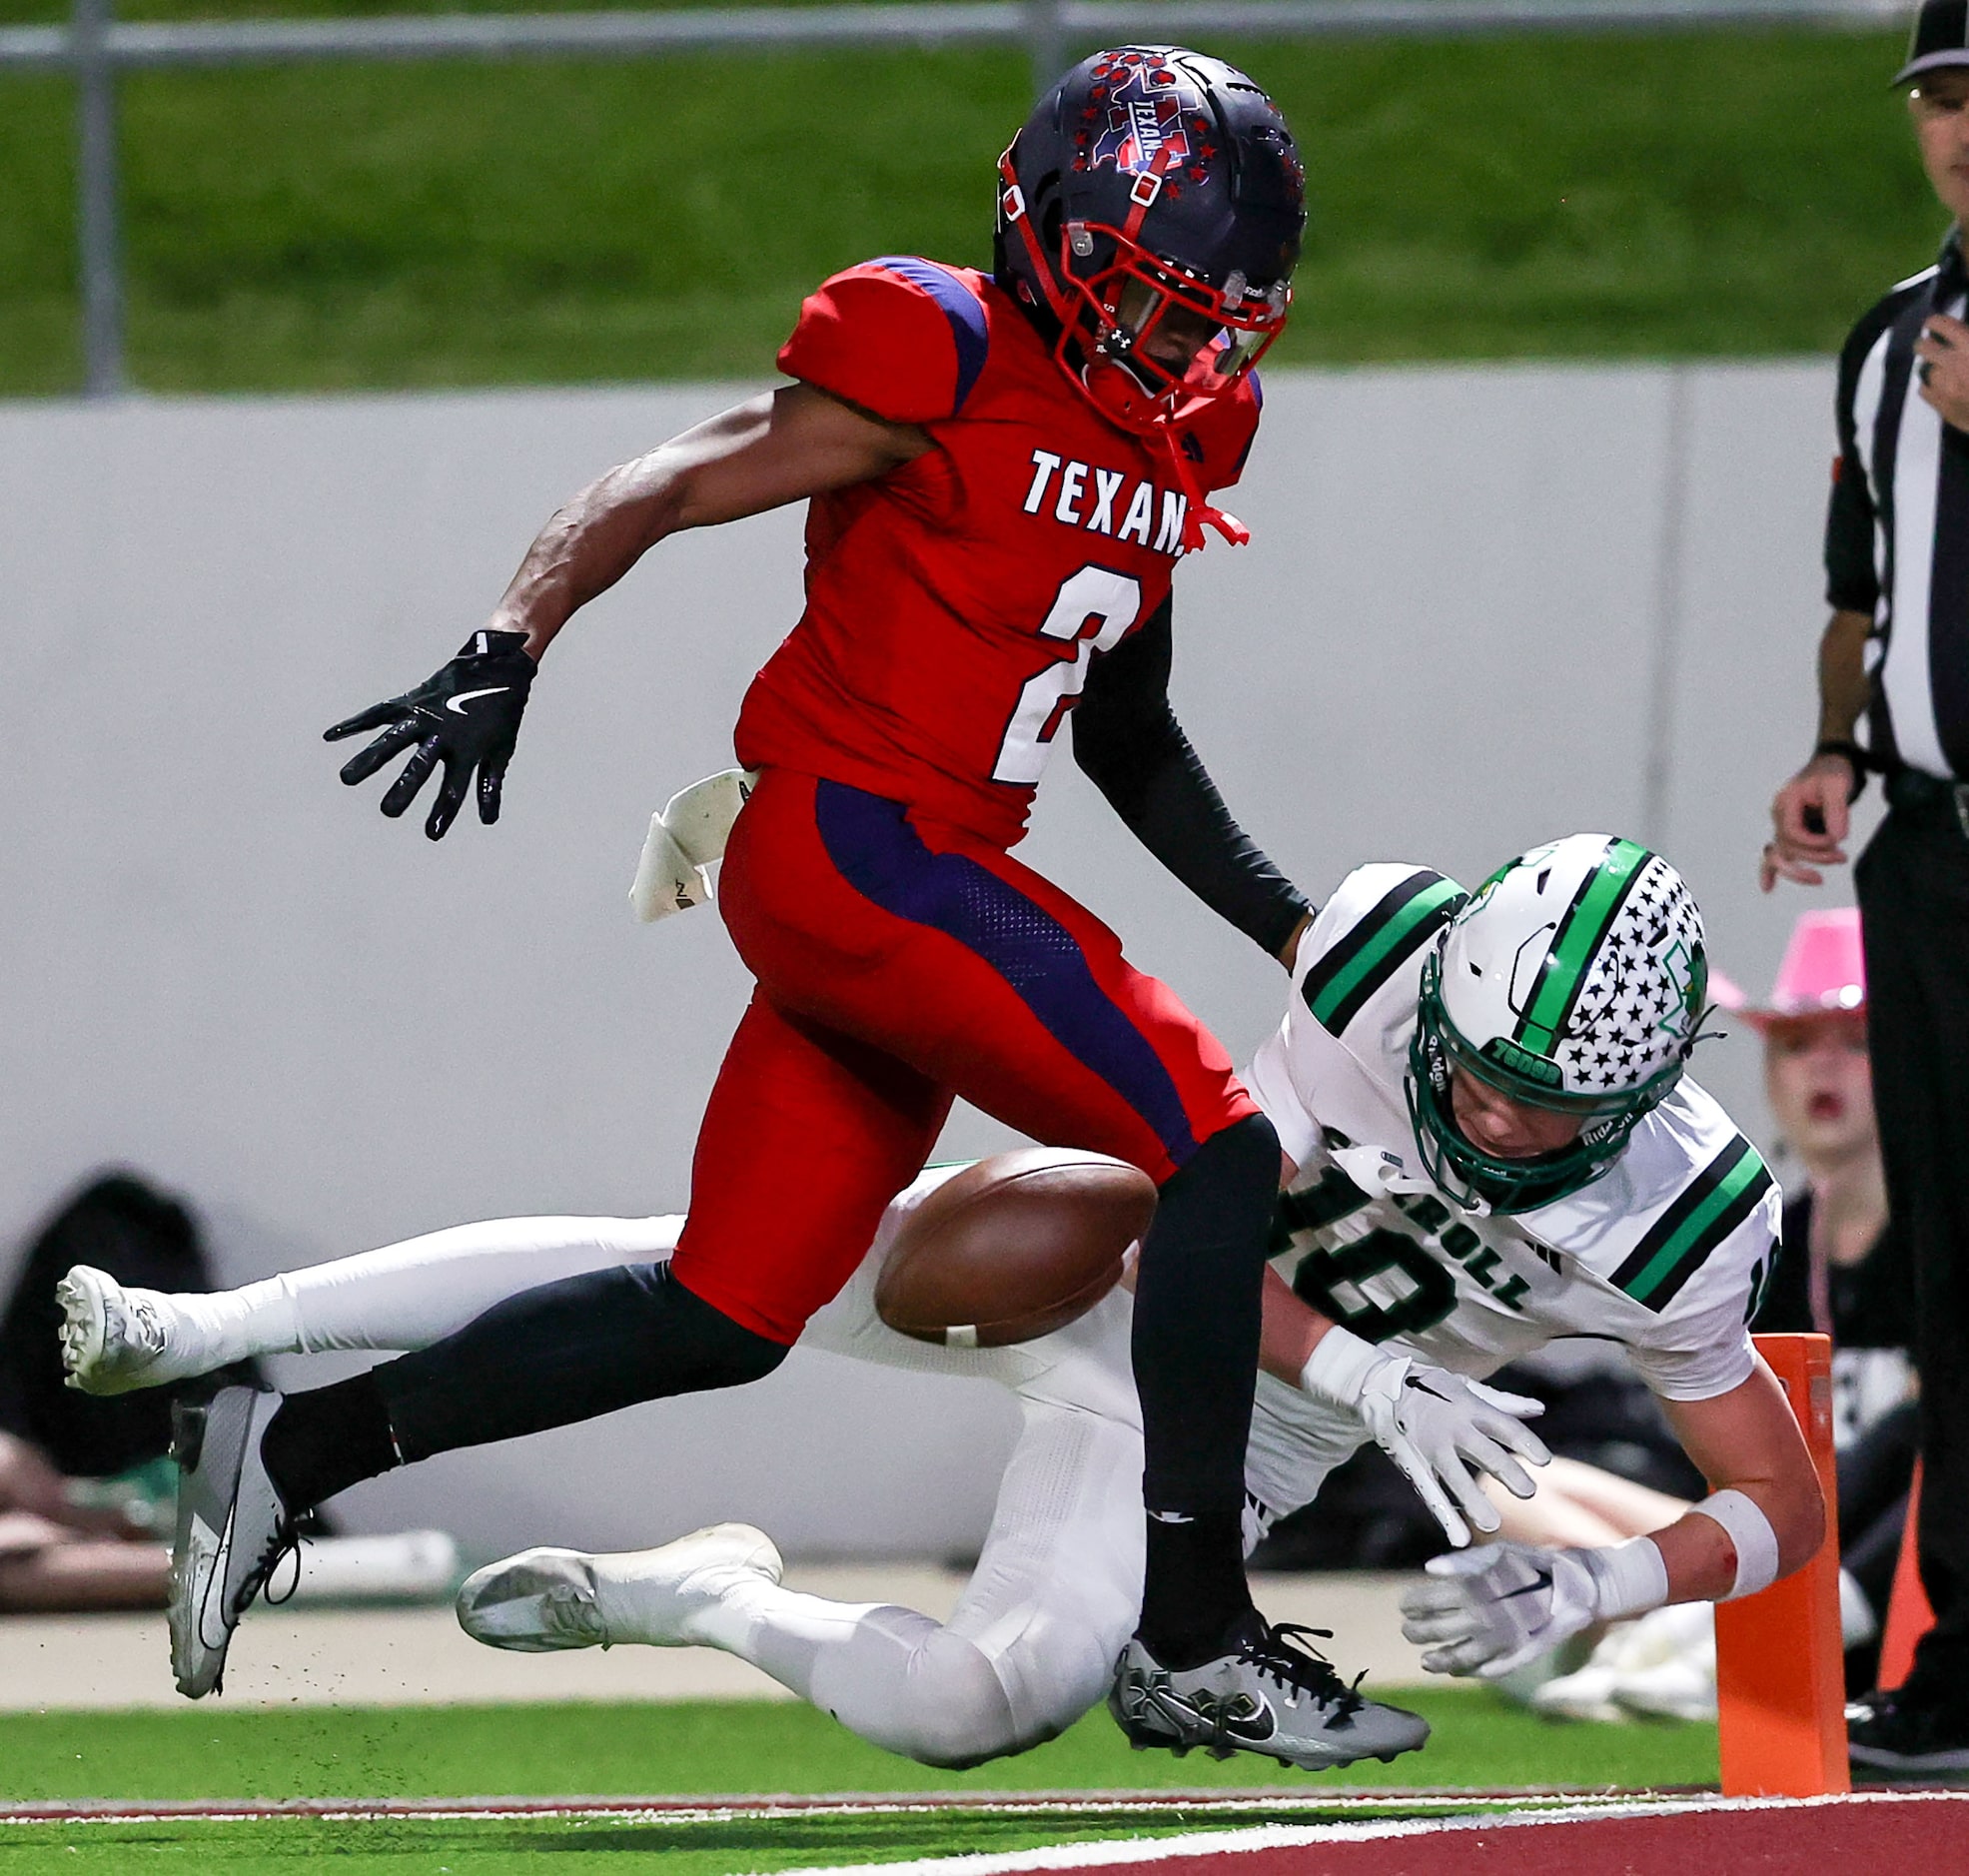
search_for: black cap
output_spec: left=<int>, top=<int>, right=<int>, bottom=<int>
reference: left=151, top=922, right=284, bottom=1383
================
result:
left=1895, top=0, right=1969, bottom=87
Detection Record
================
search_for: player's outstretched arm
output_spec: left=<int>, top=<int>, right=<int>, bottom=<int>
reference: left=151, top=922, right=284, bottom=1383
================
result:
left=326, top=385, right=929, bottom=838
left=1259, top=1270, right=1549, bottom=1549
left=1650, top=1359, right=1826, bottom=1597
left=1073, top=599, right=1311, bottom=963
left=481, top=385, right=931, bottom=662
left=1400, top=1358, right=1824, bottom=1678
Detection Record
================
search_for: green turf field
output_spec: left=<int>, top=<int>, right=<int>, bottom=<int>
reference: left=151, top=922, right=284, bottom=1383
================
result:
left=0, top=1690, right=1716, bottom=1800
left=0, top=1694, right=1717, bottom=1873
left=0, top=1799, right=1534, bottom=1876
left=0, top=22, right=1949, bottom=395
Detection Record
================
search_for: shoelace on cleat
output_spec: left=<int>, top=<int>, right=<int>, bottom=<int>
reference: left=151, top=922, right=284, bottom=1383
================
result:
left=256, top=1516, right=304, bottom=1610
left=1235, top=1622, right=1367, bottom=1721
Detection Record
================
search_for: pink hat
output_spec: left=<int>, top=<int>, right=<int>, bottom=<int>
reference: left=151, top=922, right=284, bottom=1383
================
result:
left=1715, top=909, right=1865, bottom=1026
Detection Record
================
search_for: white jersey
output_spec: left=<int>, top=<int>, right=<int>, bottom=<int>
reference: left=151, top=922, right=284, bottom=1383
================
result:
left=1247, top=861, right=1779, bottom=1411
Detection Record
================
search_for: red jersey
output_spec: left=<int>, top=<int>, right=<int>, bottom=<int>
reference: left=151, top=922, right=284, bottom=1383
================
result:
left=733, top=257, right=1262, bottom=850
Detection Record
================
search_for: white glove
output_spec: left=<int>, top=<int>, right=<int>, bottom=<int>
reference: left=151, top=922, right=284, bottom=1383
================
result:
left=1300, top=1326, right=1549, bottom=1547
left=1400, top=1537, right=1668, bottom=1679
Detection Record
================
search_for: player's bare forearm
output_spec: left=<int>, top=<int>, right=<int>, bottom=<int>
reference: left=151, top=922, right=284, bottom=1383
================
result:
left=1650, top=1362, right=1826, bottom=1602
left=1258, top=1263, right=1336, bottom=1383
left=487, top=385, right=931, bottom=658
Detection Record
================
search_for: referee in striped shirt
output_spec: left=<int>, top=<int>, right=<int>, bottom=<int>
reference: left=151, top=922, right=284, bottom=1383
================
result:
left=1763, top=0, right=1969, bottom=1776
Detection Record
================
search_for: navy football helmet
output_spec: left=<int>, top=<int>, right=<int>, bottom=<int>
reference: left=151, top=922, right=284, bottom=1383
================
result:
left=995, top=46, right=1305, bottom=434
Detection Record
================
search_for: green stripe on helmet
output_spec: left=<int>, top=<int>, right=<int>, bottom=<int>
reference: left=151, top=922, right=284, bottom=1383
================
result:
left=1307, top=875, right=1466, bottom=1031
left=1513, top=838, right=1653, bottom=1056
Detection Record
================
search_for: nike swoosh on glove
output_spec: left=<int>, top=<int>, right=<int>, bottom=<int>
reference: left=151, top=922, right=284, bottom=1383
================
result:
left=1299, top=1326, right=1550, bottom=1547
left=326, top=630, right=536, bottom=839
left=1399, top=1541, right=1609, bottom=1679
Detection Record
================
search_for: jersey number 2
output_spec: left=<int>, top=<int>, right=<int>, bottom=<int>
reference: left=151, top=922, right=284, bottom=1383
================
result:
left=991, top=566, right=1142, bottom=786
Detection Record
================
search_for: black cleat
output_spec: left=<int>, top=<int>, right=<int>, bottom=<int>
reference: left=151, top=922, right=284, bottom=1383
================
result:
left=1848, top=1684, right=1969, bottom=1778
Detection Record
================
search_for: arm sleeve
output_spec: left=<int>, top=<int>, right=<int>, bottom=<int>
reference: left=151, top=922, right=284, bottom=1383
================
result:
left=1072, top=596, right=1313, bottom=959
left=1825, top=320, right=1882, bottom=615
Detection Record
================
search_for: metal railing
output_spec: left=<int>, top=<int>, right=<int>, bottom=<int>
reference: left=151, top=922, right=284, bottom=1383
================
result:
left=3, top=0, right=1907, bottom=397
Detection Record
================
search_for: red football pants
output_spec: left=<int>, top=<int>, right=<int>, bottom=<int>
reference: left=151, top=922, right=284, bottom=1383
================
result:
left=666, top=769, right=1258, bottom=1344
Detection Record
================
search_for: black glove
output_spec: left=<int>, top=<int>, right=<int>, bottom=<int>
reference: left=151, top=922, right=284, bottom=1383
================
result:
left=325, top=630, right=536, bottom=840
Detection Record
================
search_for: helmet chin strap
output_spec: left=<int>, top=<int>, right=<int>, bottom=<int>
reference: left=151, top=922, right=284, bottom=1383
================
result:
left=1159, top=427, right=1249, bottom=552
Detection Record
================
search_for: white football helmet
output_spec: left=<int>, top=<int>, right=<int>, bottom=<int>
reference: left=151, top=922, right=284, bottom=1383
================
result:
left=1408, top=834, right=1709, bottom=1213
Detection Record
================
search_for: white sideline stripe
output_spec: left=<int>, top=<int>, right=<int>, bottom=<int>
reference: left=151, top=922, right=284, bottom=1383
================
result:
left=12, top=1787, right=1966, bottom=1836
left=748, top=1789, right=1969, bottom=1876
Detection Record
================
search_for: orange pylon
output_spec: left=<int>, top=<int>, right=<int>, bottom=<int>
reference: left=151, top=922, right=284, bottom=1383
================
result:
left=1713, top=1333, right=1849, bottom=1797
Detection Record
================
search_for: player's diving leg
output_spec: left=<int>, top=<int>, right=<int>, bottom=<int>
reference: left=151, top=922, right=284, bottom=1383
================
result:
left=165, top=993, right=946, bottom=1697
left=464, top=1289, right=1151, bottom=1768
left=58, top=1216, right=682, bottom=1396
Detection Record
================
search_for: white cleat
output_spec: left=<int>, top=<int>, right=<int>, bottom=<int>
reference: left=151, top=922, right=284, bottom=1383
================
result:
left=57, top=1265, right=181, bottom=1396
left=457, top=1522, right=783, bottom=1654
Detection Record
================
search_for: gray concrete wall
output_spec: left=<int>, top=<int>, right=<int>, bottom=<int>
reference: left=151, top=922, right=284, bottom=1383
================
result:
left=0, top=363, right=1859, bottom=1556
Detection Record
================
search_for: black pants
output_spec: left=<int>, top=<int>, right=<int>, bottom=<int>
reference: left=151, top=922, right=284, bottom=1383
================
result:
left=1856, top=791, right=1969, bottom=1688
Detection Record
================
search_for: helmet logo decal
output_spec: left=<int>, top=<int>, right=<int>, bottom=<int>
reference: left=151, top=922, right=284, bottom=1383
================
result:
left=1654, top=937, right=1699, bottom=1042
left=1084, top=54, right=1207, bottom=181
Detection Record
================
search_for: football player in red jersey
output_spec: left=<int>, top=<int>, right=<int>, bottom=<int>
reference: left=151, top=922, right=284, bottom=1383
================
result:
left=165, top=48, right=1427, bottom=1762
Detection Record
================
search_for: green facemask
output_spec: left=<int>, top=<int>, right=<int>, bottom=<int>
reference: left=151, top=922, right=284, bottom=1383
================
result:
left=1405, top=955, right=1683, bottom=1216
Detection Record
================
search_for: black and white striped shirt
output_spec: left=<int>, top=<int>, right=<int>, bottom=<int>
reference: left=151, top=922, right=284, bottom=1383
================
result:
left=1828, top=232, right=1969, bottom=779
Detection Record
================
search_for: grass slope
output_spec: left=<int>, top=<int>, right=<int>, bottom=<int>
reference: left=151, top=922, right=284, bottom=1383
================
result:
left=0, top=28, right=1948, bottom=395
left=0, top=1692, right=1716, bottom=1801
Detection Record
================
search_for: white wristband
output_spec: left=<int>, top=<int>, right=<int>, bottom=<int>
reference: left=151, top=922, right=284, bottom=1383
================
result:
left=1696, top=1488, right=1782, bottom=1599
left=1583, top=1535, right=1671, bottom=1620
left=1299, top=1325, right=1384, bottom=1406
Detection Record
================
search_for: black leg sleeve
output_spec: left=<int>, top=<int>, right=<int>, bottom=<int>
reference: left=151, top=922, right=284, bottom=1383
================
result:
left=262, top=1263, right=787, bottom=1511
left=1130, top=1111, right=1280, bottom=1661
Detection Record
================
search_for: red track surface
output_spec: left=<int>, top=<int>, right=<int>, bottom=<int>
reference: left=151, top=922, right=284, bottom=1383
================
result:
left=1052, top=1793, right=1969, bottom=1876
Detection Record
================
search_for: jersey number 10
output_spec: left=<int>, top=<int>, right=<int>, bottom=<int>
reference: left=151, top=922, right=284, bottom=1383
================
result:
left=991, top=566, right=1143, bottom=786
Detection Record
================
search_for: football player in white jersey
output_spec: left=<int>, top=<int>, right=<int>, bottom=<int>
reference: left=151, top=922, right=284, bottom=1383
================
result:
left=58, top=834, right=1822, bottom=1754
left=1247, top=834, right=1822, bottom=1681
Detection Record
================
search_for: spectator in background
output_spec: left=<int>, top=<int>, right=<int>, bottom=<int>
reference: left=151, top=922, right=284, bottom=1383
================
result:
left=1759, top=0, right=1969, bottom=1776
left=0, top=1174, right=457, bottom=1612
left=0, top=1431, right=164, bottom=1611
left=1522, top=911, right=1911, bottom=1720
left=1733, top=910, right=1915, bottom=1688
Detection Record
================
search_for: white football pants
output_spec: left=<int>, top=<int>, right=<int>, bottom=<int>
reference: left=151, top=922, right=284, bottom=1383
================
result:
left=165, top=1183, right=1154, bottom=1767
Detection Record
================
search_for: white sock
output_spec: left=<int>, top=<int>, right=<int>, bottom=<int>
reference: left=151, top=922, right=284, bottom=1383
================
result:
left=159, top=1215, right=682, bottom=1375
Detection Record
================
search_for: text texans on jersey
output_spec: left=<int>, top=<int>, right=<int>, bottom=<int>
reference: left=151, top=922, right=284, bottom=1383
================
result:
left=1023, top=450, right=1192, bottom=556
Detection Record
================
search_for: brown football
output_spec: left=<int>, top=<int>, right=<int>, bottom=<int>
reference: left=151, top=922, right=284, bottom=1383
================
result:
left=875, top=1148, right=1157, bottom=1349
